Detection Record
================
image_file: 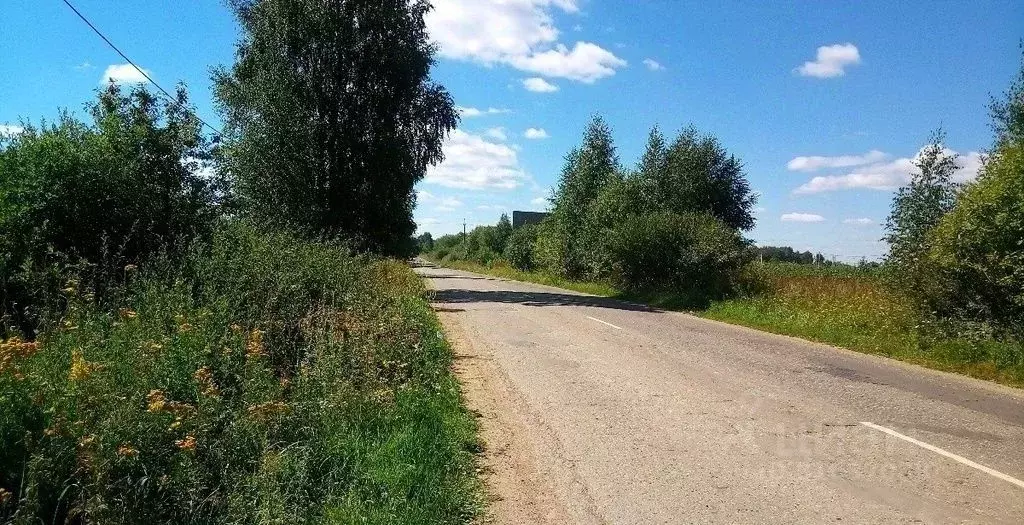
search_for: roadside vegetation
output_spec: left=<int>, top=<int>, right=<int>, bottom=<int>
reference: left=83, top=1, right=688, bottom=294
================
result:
left=422, top=47, right=1024, bottom=387
left=1, top=1, right=481, bottom=523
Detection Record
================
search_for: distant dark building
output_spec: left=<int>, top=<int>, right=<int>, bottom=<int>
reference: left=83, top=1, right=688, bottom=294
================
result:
left=512, top=211, right=550, bottom=228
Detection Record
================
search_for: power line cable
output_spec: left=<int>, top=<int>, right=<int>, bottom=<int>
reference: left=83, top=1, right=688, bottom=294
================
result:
left=60, top=0, right=222, bottom=137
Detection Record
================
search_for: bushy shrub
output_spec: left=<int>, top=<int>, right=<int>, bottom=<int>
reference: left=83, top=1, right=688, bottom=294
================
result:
left=503, top=224, right=539, bottom=270
left=531, top=219, right=567, bottom=275
left=0, top=85, right=216, bottom=336
left=0, top=222, right=479, bottom=523
left=604, top=212, right=751, bottom=304
left=926, top=143, right=1024, bottom=339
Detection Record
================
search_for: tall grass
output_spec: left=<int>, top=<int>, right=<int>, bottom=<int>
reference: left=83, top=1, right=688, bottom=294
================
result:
left=0, top=223, right=481, bottom=523
left=705, top=264, right=1024, bottom=386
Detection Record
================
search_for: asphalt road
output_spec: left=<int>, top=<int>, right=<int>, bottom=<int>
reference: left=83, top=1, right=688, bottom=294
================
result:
left=415, top=262, right=1024, bottom=524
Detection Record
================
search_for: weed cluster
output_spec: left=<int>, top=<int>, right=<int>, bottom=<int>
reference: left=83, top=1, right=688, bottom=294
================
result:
left=0, top=224, right=480, bottom=523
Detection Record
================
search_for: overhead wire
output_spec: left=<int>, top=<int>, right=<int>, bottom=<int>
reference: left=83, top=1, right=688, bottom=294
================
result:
left=60, top=0, right=223, bottom=137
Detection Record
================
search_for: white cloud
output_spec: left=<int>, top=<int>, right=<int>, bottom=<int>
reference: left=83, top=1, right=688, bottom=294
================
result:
left=843, top=218, right=874, bottom=225
left=99, top=63, right=150, bottom=85
left=74, top=61, right=94, bottom=71
left=793, top=148, right=983, bottom=194
left=426, top=0, right=625, bottom=83
left=0, top=124, right=25, bottom=136
left=476, top=204, right=506, bottom=211
left=426, top=129, right=530, bottom=190
left=523, top=77, right=559, bottom=93
left=642, top=58, right=665, bottom=71
left=416, top=190, right=435, bottom=202
left=530, top=196, right=548, bottom=206
left=781, top=213, right=826, bottom=223
left=457, top=106, right=510, bottom=118
left=510, top=42, right=627, bottom=83
left=524, top=128, right=549, bottom=139
left=786, top=150, right=889, bottom=171
left=796, top=43, right=861, bottom=78
left=483, top=127, right=508, bottom=141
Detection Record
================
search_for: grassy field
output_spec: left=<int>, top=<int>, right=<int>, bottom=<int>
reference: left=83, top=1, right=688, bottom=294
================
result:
left=1, top=226, right=482, bottom=523
left=424, top=256, right=1024, bottom=388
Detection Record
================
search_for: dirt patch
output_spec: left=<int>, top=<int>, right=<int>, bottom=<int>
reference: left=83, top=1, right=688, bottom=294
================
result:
left=439, top=311, right=574, bottom=524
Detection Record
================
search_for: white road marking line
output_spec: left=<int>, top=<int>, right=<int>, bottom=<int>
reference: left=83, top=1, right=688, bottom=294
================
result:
left=586, top=316, right=622, bottom=330
left=861, top=421, right=1024, bottom=490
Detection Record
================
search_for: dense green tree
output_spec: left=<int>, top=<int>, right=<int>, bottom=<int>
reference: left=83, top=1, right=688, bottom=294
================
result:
left=548, top=116, right=620, bottom=277
left=214, top=0, right=458, bottom=255
left=926, top=142, right=1024, bottom=337
left=0, top=85, right=215, bottom=334
left=494, top=213, right=513, bottom=254
left=630, top=126, right=756, bottom=230
left=633, top=127, right=668, bottom=212
left=415, top=232, right=433, bottom=253
left=656, top=127, right=757, bottom=231
left=923, top=53, right=1024, bottom=338
left=884, top=130, right=960, bottom=302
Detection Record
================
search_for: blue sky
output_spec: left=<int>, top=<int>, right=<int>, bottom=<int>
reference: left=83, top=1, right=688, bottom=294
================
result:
left=2, top=1, right=1022, bottom=260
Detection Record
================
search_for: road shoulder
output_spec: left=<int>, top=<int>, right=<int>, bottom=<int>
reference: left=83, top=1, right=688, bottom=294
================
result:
left=438, top=310, right=576, bottom=524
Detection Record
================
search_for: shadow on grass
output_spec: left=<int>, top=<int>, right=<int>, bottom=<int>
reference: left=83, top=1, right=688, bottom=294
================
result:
left=431, top=288, right=658, bottom=313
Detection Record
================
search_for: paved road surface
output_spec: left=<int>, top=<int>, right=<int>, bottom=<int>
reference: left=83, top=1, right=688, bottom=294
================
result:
left=415, top=262, right=1024, bottom=524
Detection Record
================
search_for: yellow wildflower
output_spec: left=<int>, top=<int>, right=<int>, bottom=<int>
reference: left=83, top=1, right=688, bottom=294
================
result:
left=246, top=329, right=265, bottom=358
left=0, top=337, right=40, bottom=374
left=146, top=389, right=167, bottom=412
left=193, top=367, right=219, bottom=397
left=68, top=350, right=100, bottom=381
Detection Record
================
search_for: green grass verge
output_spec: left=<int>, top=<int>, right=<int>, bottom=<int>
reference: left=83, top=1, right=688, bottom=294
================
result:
left=424, top=256, right=1024, bottom=388
left=1, top=225, right=482, bottom=523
